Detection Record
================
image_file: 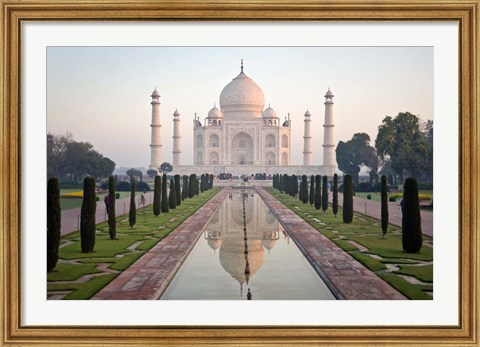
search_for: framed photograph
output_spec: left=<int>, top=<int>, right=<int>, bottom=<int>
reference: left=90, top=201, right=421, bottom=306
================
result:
left=1, top=0, right=478, bottom=346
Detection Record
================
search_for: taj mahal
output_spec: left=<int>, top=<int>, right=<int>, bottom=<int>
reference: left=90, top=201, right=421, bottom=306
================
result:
left=149, top=61, right=336, bottom=177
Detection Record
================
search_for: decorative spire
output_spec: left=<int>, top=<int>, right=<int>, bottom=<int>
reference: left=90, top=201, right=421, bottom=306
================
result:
left=241, top=59, right=244, bottom=73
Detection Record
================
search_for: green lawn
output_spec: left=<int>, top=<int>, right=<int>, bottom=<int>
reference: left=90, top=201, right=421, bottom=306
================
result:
left=60, top=189, right=147, bottom=211
left=266, top=188, right=433, bottom=300
left=48, top=187, right=221, bottom=299
left=355, top=190, right=433, bottom=203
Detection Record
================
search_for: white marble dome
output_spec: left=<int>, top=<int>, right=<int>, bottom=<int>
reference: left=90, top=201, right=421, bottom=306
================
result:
left=262, top=106, right=278, bottom=119
left=207, top=105, right=223, bottom=118
left=219, top=70, right=265, bottom=116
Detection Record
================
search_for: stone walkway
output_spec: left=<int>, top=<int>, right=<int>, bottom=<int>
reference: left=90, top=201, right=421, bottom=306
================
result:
left=333, top=194, right=433, bottom=237
left=60, top=192, right=154, bottom=235
left=256, top=187, right=406, bottom=300
left=92, top=188, right=229, bottom=300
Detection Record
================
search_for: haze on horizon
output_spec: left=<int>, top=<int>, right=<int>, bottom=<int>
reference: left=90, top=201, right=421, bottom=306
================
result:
left=47, top=46, right=433, bottom=169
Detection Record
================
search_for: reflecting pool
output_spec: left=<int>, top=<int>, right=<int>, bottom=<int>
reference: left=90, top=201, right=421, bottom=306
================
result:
left=160, top=190, right=335, bottom=300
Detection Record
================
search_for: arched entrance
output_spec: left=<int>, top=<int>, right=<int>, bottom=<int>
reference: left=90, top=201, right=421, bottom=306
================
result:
left=231, top=132, right=254, bottom=165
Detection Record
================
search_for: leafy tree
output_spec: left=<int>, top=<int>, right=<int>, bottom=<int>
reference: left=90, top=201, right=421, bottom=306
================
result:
left=108, top=175, right=116, bottom=240
left=161, top=173, right=169, bottom=212
left=336, top=132, right=378, bottom=185
left=48, top=132, right=116, bottom=182
left=128, top=178, right=136, bottom=228
left=47, top=178, right=61, bottom=272
left=159, top=162, right=173, bottom=174
left=153, top=175, right=161, bottom=217
left=332, top=173, right=338, bottom=217
left=126, top=168, right=143, bottom=182
left=299, top=175, right=308, bottom=203
left=322, top=175, right=328, bottom=212
left=169, top=179, right=177, bottom=209
left=381, top=175, right=389, bottom=239
left=174, top=175, right=181, bottom=206
left=314, top=175, right=321, bottom=210
left=342, top=175, right=353, bottom=223
left=147, top=169, right=158, bottom=178
left=375, top=112, right=430, bottom=182
left=309, top=175, right=315, bottom=206
left=402, top=177, right=423, bottom=253
left=80, top=176, right=96, bottom=252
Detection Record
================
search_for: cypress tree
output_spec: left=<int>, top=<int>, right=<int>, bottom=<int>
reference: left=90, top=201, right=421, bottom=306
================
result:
left=108, top=175, right=116, bottom=240
left=300, top=175, right=308, bottom=203
left=128, top=177, right=136, bottom=228
left=153, top=175, right=161, bottom=217
left=332, top=173, right=338, bottom=217
left=80, top=176, right=96, bottom=252
left=195, top=175, right=200, bottom=196
left=314, top=175, right=321, bottom=210
left=47, top=177, right=61, bottom=272
left=182, top=175, right=188, bottom=200
left=381, top=175, right=389, bottom=239
left=169, top=179, right=177, bottom=209
left=161, top=173, right=169, bottom=212
left=343, top=175, right=353, bottom=223
left=291, top=174, right=298, bottom=197
left=322, top=175, right=329, bottom=212
left=209, top=174, right=214, bottom=189
left=188, top=174, right=196, bottom=198
left=174, top=174, right=181, bottom=206
left=200, top=174, right=205, bottom=193
left=309, top=175, right=315, bottom=206
left=402, top=177, right=422, bottom=253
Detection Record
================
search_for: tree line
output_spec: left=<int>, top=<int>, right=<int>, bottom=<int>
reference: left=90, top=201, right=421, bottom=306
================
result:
left=336, top=112, right=433, bottom=186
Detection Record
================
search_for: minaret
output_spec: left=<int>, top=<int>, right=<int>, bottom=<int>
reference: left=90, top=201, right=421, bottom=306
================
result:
left=322, top=88, right=335, bottom=172
left=303, top=109, right=312, bottom=165
left=172, top=109, right=181, bottom=165
left=149, top=88, right=162, bottom=170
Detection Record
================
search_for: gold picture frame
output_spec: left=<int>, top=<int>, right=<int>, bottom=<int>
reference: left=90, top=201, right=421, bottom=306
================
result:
left=1, top=0, right=478, bottom=345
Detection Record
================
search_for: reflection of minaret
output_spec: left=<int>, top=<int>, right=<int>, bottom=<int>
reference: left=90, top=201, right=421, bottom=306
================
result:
left=303, top=109, right=312, bottom=166
left=172, top=109, right=181, bottom=165
left=149, top=88, right=162, bottom=169
left=322, top=88, right=335, bottom=172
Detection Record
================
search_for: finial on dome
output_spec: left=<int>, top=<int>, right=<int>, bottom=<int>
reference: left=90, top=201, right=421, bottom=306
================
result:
left=241, top=59, right=244, bottom=73
left=214, top=102, right=216, bottom=108
left=269, top=102, right=271, bottom=108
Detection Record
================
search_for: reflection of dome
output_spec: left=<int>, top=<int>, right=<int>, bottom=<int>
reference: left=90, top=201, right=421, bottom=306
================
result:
left=265, top=210, right=276, bottom=224
left=205, top=230, right=223, bottom=252
left=207, top=238, right=223, bottom=251
left=262, top=239, right=277, bottom=251
left=207, top=106, right=223, bottom=119
left=219, top=238, right=264, bottom=284
left=262, top=231, right=280, bottom=252
left=219, top=66, right=265, bottom=116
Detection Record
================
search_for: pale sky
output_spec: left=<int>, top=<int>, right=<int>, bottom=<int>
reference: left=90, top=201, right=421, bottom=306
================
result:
left=47, top=46, right=433, bottom=168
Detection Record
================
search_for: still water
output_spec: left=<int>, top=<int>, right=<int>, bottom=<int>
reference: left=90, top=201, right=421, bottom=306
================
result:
left=160, top=190, right=335, bottom=300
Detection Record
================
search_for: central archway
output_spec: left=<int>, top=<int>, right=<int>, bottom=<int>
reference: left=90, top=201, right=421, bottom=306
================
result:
left=231, top=132, right=254, bottom=165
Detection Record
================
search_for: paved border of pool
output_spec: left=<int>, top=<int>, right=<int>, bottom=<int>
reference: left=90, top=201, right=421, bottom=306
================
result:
left=92, top=188, right=229, bottom=300
left=256, top=187, right=406, bottom=300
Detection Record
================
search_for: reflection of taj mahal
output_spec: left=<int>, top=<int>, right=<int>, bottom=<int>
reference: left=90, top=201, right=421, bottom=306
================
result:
left=149, top=60, right=337, bottom=177
left=204, top=191, right=285, bottom=289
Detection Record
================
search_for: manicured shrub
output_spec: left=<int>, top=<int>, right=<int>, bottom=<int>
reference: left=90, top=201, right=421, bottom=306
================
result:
left=115, top=192, right=120, bottom=199
left=343, top=175, right=353, bottom=223
left=47, top=177, right=61, bottom=272
left=332, top=173, right=338, bottom=217
left=153, top=175, right=161, bottom=217
left=128, top=178, right=136, bottom=228
left=381, top=175, right=388, bottom=239
left=80, top=176, right=96, bottom=252
left=322, top=175, right=328, bottom=212
left=300, top=175, right=308, bottom=203
left=389, top=196, right=396, bottom=202
left=402, top=177, right=422, bottom=253
left=108, top=175, right=116, bottom=240
left=161, top=173, right=169, bottom=212
left=169, top=179, right=177, bottom=209
left=174, top=175, right=181, bottom=206
left=314, top=175, right=321, bottom=210
left=309, top=175, right=315, bottom=206
left=367, top=194, right=372, bottom=200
